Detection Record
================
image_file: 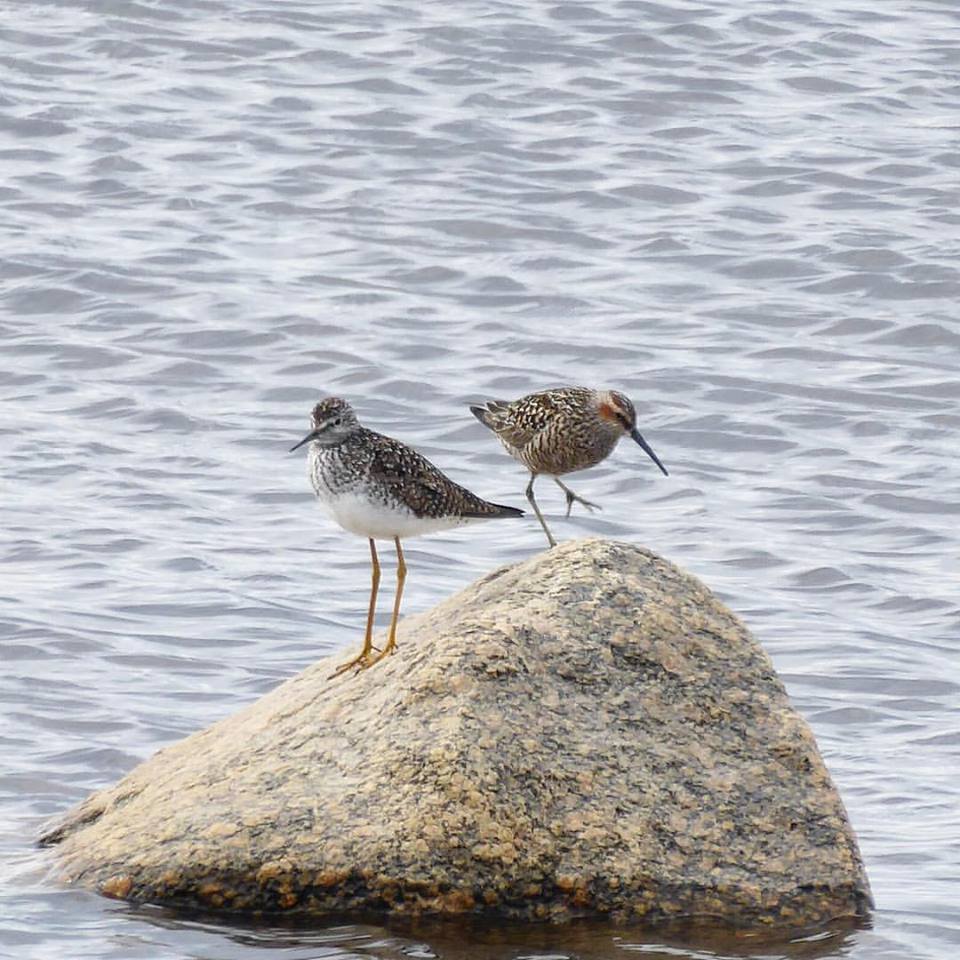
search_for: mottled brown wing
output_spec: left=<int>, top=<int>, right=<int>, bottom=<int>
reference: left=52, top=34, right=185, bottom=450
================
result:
left=367, top=433, right=492, bottom=519
left=481, top=400, right=538, bottom=450
left=484, top=388, right=591, bottom=452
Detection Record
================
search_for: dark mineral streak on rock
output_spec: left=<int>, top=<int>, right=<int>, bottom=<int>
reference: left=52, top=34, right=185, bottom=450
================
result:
left=41, top=539, right=871, bottom=926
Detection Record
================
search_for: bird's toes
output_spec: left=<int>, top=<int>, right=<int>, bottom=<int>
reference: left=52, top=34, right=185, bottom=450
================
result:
left=329, top=654, right=375, bottom=679
left=565, top=492, right=601, bottom=514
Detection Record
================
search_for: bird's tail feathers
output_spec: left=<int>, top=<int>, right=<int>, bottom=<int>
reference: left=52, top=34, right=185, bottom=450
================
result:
left=469, top=400, right=508, bottom=430
left=463, top=501, right=524, bottom=520
left=469, top=404, right=492, bottom=428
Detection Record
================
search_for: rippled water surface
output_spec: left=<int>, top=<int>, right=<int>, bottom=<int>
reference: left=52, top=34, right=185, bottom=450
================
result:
left=2, top=1, right=959, bottom=958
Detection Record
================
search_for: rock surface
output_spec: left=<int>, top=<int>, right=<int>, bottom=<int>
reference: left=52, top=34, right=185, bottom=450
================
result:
left=42, top=539, right=871, bottom=926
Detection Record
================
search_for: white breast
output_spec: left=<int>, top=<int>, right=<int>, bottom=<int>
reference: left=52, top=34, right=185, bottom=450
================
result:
left=320, top=492, right=472, bottom=541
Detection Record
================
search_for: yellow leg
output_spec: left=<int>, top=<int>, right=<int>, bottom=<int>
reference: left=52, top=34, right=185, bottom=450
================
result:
left=330, top=538, right=380, bottom=678
left=526, top=475, right=557, bottom=548
left=372, top=537, right=406, bottom=663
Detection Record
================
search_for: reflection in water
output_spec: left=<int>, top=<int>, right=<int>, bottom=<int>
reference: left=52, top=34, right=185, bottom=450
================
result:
left=129, top=905, right=865, bottom=960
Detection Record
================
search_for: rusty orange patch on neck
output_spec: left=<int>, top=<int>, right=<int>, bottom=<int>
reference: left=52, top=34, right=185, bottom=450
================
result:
left=598, top=401, right=617, bottom=421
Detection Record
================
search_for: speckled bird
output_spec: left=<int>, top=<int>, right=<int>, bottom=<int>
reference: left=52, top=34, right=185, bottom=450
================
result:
left=290, top=397, right=523, bottom=676
left=470, top=386, right=668, bottom=548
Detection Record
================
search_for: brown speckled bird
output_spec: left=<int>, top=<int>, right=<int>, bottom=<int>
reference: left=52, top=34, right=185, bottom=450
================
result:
left=470, top=386, right=668, bottom=548
left=291, top=398, right=523, bottom=676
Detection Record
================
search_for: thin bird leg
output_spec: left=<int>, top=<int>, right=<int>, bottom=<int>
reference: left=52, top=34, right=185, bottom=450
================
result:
left=526, top=475, right=557, bottom=548
left=373, top=536, right=406, bottom=663
left=330, top=538, right=381, bottom=678
left=553, top=477, right=601, bottom=517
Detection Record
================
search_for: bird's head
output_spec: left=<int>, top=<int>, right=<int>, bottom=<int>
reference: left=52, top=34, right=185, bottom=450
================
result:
left=290, top=397, right=360, bottom=451
left=597, top=390, right=637, bottom=433
left=597, top=389, right=669, bottom=476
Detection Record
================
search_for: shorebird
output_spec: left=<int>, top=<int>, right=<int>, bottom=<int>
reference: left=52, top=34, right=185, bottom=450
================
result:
left=470, top=386, right=668, bottom=548
left=291, top=397, right=523, bottom=676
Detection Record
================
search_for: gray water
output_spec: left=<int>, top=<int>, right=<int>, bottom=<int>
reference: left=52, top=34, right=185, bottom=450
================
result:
left=2, top=1, right=959, bottom=957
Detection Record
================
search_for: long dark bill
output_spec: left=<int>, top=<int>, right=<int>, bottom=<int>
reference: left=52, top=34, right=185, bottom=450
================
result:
left=630, top=428, right=669, bottom=476
left=289, top=429, right=320, bottom=453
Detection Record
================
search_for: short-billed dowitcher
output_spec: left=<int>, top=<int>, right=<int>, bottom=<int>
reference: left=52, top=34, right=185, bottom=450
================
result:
left=470, top=386, right=668, bottom=548
left=291, top=397, right=523, bottom=676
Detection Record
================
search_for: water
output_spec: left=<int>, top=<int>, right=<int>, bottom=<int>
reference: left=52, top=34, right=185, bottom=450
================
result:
left=2, top=0, right=959, bottom=957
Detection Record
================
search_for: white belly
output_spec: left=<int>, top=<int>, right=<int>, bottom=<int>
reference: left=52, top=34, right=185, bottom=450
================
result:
left=320, top=492, right=472, bottom=540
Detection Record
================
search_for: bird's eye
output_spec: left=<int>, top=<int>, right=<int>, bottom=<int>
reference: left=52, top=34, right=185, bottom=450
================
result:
left=333, top=418, right=342, bottom=427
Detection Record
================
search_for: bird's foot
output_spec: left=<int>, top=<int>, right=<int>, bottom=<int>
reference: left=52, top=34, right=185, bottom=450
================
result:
left=369, top=640, right=398, bottom=666
left=563, top=490, right=601, bottom=517
left=328, top=651, right=377, bottom=679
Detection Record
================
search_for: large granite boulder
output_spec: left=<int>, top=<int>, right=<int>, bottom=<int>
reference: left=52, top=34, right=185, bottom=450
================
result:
left=42, top=539, right=871, bottom=926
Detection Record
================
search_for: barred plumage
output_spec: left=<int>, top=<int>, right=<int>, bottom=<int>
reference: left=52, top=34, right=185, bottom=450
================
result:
left=470, top=386, right=668, bottom=548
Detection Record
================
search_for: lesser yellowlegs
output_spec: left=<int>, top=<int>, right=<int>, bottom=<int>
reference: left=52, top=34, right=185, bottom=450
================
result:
left=470, top=386, right=668, bottom=548
left=291, top=397, right=523, bottom=676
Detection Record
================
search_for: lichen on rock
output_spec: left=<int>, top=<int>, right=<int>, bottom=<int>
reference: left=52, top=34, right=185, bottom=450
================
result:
left=41, top=539, right=872, bottom=927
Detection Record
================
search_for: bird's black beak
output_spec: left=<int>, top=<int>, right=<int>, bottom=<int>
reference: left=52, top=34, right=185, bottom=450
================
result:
left=630, top=428, right=669, bottom=476
left=290, top=429, right=320, bottom=453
